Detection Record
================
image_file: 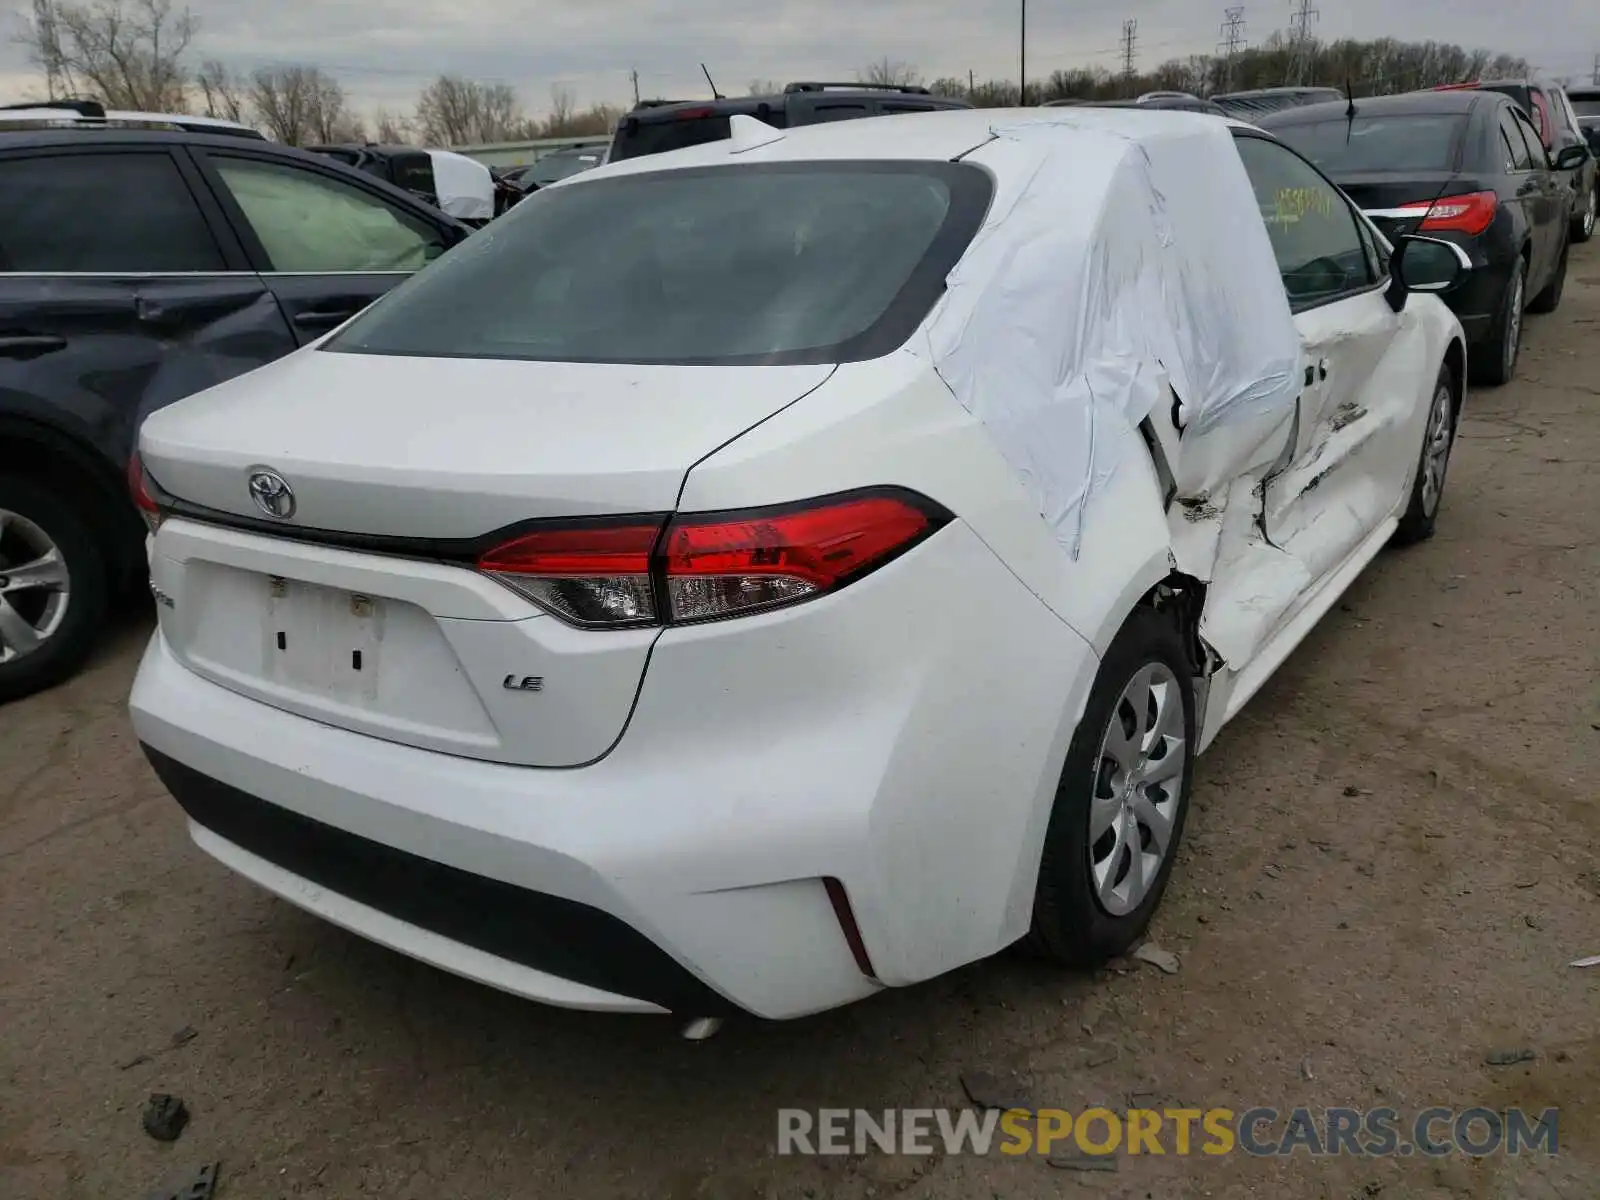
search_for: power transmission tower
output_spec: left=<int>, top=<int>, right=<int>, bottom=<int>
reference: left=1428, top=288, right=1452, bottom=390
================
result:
left=1288, top=0, right=1319, bottom=85
left=1217, top=7, right=1247, bottom=91
left=1121, top=18, right=1139, bottom=82
left=630, top=68, right=640, bottom=106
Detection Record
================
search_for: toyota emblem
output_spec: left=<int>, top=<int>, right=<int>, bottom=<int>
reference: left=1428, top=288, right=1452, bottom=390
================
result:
left=247, top=468, right=296, bottom=520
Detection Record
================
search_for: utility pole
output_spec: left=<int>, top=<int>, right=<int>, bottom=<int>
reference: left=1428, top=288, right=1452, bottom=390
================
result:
left=1592, top=52, right=1599, bottom=85
left=969, top=68, right=976, bottom=99
left=1288, top=0, right=1319, bottom=85
left=1020, top=0, right=1027, bottom=105
left=1121, top=18, right=1139, bottom=84
left=630, top=68, right=640, bottom=106
left=1217, top=6, right=1247, bottom=92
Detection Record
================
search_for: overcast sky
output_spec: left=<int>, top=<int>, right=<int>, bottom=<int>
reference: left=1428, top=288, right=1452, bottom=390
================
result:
left=2, top=0, right=1597, bottom=118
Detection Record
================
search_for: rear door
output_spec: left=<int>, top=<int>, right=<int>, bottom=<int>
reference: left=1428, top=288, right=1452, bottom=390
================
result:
left=190, top=148, right=459, bottom=345
left=1232, top=134, right=1410, bottom=589
left=1498, top=106, right=1552, bottom=271
left=0, top=143, right=295, bottom=471
left=1508, top=106, right=1564, bottom=279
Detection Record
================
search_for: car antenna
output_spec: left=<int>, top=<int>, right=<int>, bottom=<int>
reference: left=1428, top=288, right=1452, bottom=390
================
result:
left=701, top=63, right=724, bottom=100
left=1344, top=78, right=1357, bottom=143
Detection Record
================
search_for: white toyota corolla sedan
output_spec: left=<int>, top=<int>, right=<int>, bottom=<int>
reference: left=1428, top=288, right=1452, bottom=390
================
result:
left=129, top=108, right=1468, bottom=1021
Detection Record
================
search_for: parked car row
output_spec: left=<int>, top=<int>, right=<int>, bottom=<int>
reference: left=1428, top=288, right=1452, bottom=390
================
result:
left=1256, top=82, right=1595, bottom=385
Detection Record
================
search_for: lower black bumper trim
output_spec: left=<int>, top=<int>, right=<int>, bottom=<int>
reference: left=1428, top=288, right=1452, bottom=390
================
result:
left=142, top=745, right=740, bottom=1016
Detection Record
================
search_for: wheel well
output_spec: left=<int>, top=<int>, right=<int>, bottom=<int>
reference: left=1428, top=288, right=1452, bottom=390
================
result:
left=1135, top=570, right=1213, bottom=678
left=0, top=426, right=141, bottom=584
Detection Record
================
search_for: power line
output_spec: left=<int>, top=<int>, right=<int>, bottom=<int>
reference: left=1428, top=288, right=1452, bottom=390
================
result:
left=1218, top=6, right=1247, bottom=91
left=1120, top=18, right=1138, bottom=80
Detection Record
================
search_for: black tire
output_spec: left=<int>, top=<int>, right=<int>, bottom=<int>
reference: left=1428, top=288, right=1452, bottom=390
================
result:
left=0, top=476, right=109, bottom=704
left=1571, top=182, right=1596, bottom=245
left=1469, top=258, right=1524, bottom=388
left=1528, top=237, right=1568, bottom=314
left=1393, top=361, right=1458, bottom=547
left=1024, top=607, right=1197, bottom=965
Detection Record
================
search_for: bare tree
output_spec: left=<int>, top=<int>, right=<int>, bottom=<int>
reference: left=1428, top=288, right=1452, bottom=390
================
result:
left=415, top=75, right=522, bottom=145
left=247, top=64, right=348, bottom=146
left=372, top=107, right=410, bottom=144
left=194, top=57, right=245, bottom=122
left=856, top=57, right=922, bottom=88
left=745, top=78, right=779, bottom=96
left=14, top=0, right=195, bottom=110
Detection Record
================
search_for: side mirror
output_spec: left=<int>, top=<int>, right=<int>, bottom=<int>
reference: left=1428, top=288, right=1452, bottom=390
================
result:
left=1553, top=143, right=1591, bottom=172
left=1384, top=235, right=1470, bottom=312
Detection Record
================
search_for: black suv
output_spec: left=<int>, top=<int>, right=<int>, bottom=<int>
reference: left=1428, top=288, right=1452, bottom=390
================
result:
left=0, top=120, right=470, bottom=702
left=608, top=82, right=973, bottom=162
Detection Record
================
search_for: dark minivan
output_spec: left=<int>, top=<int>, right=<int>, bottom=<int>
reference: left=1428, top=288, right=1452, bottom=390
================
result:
left=0, top=123, right=469, bottom=702
left=608, top=82, right=972, bottom=162
left=1259, top=89, right=1585, bottom=386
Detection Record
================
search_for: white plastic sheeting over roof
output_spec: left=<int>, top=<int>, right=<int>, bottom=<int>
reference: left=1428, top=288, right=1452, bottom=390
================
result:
left=909, top=113, right=1302, bottom=556
left=427, top=149, right=495, bottom=221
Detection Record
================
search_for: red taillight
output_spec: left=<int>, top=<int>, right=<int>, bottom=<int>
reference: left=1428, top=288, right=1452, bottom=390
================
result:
left=673, top=106, right=715, bottom=121
left=475, top=489, right=946, bottom=628
left=662, top=493, right=935, bottom=623
left=477, top=519, right=663, bottom=628
left=1394, top=191, right=1498, bottom=236
left=127, top=451, right=163, bottom=533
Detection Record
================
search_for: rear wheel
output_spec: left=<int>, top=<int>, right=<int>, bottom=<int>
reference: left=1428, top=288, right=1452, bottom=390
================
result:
left=1025, top=608, right=1196, bottom=965
left=1528, top=237, right=1568, bottom=314
left=0, top=477, right=108, bottom=704
left=1470, top=258, right=1524, bottom=387
left=1572, top=182, right=1596, bottom=244
left=1393, top=362, right=1457, bottom=547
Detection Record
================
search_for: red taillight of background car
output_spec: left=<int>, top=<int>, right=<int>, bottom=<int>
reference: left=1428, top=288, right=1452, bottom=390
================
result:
left=127, top=451, right=164, bottom=533
left=1396, top=191, right=1498, bottom=236
left=476, top=489, right=948, bottom=628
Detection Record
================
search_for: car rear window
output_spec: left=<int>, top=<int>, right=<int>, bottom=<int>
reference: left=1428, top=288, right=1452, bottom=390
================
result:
left=1571, top=97, right=1600, bottom=117
left=1268, top=114, right=1466, bottom=173
left=325, top=161, right=993, bottom=367
left=609, top=114, right=737, bottom=161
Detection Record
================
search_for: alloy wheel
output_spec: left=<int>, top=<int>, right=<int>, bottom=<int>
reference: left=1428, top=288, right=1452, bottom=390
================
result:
left=0, top=509, right=71, bottom=665
left=1504, top=270, right=1524, bottom=380
left=1420, top=381, right=1454, bottom=518
left=1088, top=661, right=1188, bottom=917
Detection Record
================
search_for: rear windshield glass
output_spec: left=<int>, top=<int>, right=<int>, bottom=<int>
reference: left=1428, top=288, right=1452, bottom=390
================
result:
left=1269, top=114, right=1466, bottom=173
left=610, top=114, right=735, bottom=161
left=1572, top=98, right=1600, bottom=117
left=325, top=162, right=992, bottom=366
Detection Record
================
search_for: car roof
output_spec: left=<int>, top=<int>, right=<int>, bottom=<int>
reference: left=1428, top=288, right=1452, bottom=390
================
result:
left=623, top=86, right=970, bottom=125
left=1257, top=89, right=1487, bottom=125
left=579, top=105, right=1261, bottom=186
left=0, top=126, right=313, bottom=155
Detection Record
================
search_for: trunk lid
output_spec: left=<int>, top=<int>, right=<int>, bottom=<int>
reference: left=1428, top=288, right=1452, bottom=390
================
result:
left=141, top=348, right=834, bottom=537
left=140, top=348, right=834, bottom=767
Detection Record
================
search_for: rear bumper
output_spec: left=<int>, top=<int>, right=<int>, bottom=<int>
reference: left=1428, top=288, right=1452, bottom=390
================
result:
left=131, top=519, right=1097, bottom=1018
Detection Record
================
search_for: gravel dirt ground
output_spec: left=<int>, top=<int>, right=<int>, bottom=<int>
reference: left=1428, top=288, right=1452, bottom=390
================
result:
left=2, top=245, right=1597, bottom=1200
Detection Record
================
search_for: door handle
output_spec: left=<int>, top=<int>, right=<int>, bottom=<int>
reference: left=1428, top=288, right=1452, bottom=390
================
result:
left=0, top=334, right=67, bottom=357
left=292, top=310, right=358, bottom=330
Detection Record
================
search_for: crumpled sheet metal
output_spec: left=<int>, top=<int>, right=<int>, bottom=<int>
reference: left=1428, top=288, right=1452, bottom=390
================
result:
left=427, top=149, right=495, bottom=221
left=910, top=114, right=1302, bottom=556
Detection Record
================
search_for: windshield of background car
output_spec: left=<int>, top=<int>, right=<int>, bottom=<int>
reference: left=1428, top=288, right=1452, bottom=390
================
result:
left=1268, top=114, right=1466, bottom=173
left=325, top=161, right=993, bottom=366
